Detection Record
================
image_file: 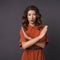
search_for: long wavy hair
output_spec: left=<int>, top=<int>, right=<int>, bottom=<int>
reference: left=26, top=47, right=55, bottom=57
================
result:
left=21, top=5, right=44, bottom=31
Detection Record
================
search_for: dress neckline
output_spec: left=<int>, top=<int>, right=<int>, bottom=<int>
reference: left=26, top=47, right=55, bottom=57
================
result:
left=28, top=24, right=36, bottom=28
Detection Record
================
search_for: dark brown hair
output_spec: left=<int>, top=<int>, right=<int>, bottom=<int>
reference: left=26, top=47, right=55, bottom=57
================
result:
left=21, top=5, right=44, bottom=31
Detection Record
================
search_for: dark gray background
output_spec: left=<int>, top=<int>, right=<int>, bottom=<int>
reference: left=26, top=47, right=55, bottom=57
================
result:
left=0, top=0, right=60, bottom=60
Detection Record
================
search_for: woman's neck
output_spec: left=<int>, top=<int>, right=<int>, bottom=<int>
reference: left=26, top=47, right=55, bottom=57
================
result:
left=29, top=23, right=35, bottom=27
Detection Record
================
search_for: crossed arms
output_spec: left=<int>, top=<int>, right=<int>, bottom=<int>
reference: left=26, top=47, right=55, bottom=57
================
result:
left=20, top=25, right=48, bottom=49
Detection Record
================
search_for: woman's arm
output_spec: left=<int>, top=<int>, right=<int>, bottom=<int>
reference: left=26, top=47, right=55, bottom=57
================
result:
left=21, top=25, right=48, bottom=49
left=21, top=25, right=48, bottom=48
left=21, top=35, right=43, bottom=49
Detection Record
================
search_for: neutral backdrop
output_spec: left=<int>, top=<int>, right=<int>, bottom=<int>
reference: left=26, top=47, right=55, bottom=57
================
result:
left=0, top=0, right=60, bottom=60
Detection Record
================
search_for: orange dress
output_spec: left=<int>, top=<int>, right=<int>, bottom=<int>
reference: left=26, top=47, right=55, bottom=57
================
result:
left=19, top=24, right=48, bottom=60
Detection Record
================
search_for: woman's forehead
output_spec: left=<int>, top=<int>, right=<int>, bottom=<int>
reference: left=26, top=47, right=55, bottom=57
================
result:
left=28, top=10, right=36, bottom=14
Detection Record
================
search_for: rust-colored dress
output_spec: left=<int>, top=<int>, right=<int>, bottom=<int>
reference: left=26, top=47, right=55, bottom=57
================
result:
left=19, top=24, right=48, bottom=60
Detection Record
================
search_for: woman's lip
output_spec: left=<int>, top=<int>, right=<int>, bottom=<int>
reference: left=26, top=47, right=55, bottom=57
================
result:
left=31, top=20, right=34, bottom=22
left=31, top=20, right=33, bottom=21
left=31, top=20, right=34, bottom=21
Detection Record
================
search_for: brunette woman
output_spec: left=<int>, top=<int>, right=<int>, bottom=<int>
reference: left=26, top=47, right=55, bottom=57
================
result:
left=19, top=5, right=48, bottom=60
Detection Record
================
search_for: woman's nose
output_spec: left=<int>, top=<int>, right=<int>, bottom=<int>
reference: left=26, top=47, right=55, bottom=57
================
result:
left=31, top=15, right=33, bottom=18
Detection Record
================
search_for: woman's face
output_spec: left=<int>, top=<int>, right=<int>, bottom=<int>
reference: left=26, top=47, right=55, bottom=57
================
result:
left=27, top=10, right=36, bottom=24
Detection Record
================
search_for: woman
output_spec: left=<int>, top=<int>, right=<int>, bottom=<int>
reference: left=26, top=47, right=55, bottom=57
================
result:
left=19, top=5, right=48, bottom=60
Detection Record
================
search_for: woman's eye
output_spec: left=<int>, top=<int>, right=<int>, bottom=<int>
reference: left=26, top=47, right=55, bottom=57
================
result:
left=28, top=14, right=31, bottom=16
left=28, top=13, right=36, bottom=16
left=33, top=14, right=36, bottom=15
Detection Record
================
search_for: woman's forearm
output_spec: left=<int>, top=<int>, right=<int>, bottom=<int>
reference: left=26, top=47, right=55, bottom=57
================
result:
left=27, top=37, right=46, bottom=48
left=22, top=35, right=43, bottom=49
left=25, top=36, right=46, bottom=48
